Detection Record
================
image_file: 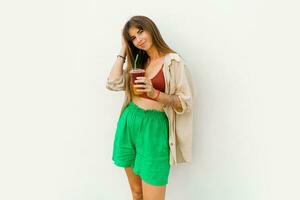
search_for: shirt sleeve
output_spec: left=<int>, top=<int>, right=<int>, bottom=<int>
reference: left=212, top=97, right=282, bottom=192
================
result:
left=106, top=70, right=126, bottom=91
left=173, top=60, right=194, bottom=115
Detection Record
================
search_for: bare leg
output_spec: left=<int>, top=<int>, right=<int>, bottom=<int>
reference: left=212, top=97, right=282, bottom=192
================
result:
left=142, top=180, right=166, bottom=200
left=124, top=167, right=143, bottom=200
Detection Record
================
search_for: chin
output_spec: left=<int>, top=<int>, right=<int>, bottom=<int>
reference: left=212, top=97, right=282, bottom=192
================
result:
left=143, top=45, right=150, bottom=51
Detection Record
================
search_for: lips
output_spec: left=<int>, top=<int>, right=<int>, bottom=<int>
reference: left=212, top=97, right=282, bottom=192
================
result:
left=139, top=42, right=146, bottom=47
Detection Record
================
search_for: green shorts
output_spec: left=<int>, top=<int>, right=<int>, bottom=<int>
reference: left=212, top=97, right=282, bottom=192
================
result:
left=112, top=101, right=170, bottom=186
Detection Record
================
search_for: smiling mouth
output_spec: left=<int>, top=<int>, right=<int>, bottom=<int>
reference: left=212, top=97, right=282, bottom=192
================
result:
left=140, top=42, right=146, bottom=47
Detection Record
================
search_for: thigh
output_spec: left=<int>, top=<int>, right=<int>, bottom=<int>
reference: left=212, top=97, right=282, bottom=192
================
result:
left=142, top=180, right=166, bottom=200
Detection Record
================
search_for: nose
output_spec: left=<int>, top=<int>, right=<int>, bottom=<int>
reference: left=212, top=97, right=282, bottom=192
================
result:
left=136, top=35, right=143, bottom=44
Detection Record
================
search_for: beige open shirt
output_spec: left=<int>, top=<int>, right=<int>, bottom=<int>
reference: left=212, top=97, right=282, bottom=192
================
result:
left=106, top=53, right=195, bottom=166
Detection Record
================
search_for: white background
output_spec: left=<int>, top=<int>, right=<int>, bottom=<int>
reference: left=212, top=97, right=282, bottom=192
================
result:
left=0, top=0, right=300, bottom=199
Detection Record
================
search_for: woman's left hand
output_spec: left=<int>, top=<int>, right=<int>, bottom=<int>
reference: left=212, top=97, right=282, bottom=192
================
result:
left=134, top=77, right=157, bottom=98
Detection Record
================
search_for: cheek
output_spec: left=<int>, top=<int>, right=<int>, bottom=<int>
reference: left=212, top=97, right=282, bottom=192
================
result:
left=130, top=40, right=136, bottom=46
left=132, top=41, right=138, bottom=47
left=145, top=35, right=152, bottom=43
left=143, top=34, right=149, bottom=41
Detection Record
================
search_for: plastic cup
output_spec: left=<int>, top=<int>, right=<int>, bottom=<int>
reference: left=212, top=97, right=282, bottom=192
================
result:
left=130, top=68, right=145, bottom=95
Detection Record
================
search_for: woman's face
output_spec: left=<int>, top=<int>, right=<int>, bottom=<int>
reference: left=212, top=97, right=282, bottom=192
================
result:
left=128, top=26, right=153, bottom=51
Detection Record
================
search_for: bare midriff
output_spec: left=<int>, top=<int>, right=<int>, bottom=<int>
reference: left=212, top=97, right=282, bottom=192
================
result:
left=131, top=94, right=164, bottom=111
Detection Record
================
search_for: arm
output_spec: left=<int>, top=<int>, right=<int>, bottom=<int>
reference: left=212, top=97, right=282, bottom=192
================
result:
left=149, top=90, right=183, bottom=112
left=106, top=47, right=126, bottom=91
left=107, top=47, right=126, bottom=80
left=150, top=60, right=194, bottom=114
left=134, top=57, right=194, bottom=113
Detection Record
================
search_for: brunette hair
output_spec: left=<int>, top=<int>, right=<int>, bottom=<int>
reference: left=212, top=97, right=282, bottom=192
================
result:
left=122, top=15, right=176, bottom=95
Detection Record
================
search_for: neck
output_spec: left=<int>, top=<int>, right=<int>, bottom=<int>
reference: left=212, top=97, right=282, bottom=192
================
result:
left=146, top=47, right=163, bottom=61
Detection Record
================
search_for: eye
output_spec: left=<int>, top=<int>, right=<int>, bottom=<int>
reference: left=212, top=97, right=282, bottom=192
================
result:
left=138, top=30, right=144, bottom=36
left=131, top=29, right=143, bottom=41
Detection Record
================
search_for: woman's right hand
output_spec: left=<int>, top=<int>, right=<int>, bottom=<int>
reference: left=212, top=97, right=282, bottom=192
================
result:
left=121, top=36, right=126, bottom=48
left=120, top=32, right=127, bottom=57
left=121, top=29, right=127, bottom=49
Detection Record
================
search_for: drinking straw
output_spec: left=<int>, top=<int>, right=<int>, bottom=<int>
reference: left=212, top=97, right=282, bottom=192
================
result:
left=134, top=53, right=139, bottom=70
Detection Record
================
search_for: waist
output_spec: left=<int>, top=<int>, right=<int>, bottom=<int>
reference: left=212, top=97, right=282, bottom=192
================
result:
left=131, top=96, right=164, bottom=112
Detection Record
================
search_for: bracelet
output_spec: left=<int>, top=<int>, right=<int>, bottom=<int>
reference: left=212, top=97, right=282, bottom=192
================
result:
left=117, top=55, right=126, bottom=62
left=152, top=90, right=160, bottom=100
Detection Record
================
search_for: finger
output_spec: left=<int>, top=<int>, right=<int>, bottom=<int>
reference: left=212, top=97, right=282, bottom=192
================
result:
left=136, top=89, right=146, bottom=92
left=134, top=84, right=146, bottom=88
left=134, top=79, right=145, bottom=84
left=137, top=89, right=150, bottom=92
left=137, top=77, right=150, bottom=84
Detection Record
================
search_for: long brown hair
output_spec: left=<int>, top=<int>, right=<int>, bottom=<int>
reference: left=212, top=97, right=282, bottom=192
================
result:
left=122, top=15, right=176, bottom=95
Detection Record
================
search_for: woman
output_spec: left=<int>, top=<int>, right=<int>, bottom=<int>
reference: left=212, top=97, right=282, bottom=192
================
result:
left=106, top=15, right=195, bottom=200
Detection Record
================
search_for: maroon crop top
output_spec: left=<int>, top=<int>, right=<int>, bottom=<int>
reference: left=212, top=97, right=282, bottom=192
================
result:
left=139, top=64, right=165, bottom=100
